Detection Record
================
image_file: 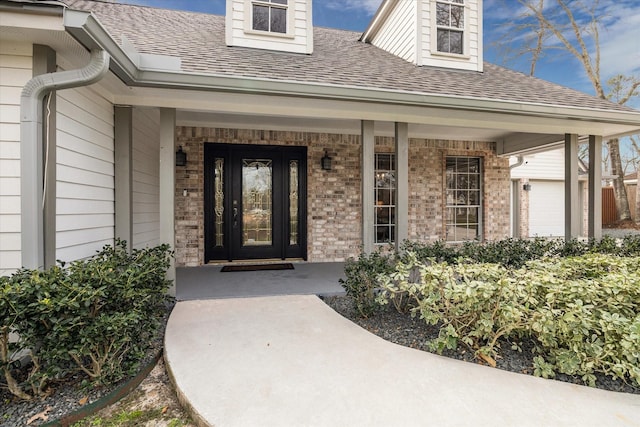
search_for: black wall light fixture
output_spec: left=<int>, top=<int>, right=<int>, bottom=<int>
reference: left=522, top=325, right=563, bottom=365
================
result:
left=176, top=146, right=187, bottom=167
left=523, top=183, right=532, bottom=191
left=321, top=150, right=332, bottom=171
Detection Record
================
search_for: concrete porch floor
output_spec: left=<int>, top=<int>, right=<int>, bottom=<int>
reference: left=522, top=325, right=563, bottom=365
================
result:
left=175, top=262, right=345, bottom=300
left=164, top=295, right=640, bottom=427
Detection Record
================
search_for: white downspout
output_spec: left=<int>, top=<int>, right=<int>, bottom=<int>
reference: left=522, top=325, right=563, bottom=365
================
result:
left=510, top=155, right=525, bottom=170
left=20, top=49, right=110, bottom=269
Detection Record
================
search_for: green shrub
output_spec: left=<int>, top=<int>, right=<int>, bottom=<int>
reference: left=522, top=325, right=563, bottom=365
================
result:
left=339, top=249, right=395, bottom=317
left=378, top=251, right=640, bottom=387
left=377, top=252, right=532, bottom=358
left=0, top=240, right=173, bottom=400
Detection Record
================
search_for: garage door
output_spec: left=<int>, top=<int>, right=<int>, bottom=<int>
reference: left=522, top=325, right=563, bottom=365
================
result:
left=528, top=180, right=564, bottom=237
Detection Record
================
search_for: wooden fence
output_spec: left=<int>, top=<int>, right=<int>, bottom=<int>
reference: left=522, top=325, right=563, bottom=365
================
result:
left=602, top=185, right=637, bottom=225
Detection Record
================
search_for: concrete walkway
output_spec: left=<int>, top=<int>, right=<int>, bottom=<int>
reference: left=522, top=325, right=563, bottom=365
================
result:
left=164, top=295, right=640, bottom=427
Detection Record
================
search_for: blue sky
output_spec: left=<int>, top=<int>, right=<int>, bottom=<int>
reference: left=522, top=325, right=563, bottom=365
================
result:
left=121, top=0, right=640, bottom=107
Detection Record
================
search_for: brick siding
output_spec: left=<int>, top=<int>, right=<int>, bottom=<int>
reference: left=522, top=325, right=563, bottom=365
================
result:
left=174, top=127, right=510, bottom=266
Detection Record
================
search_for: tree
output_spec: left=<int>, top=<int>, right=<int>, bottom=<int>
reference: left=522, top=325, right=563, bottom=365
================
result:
left=494, top=0, right=640, bottom=221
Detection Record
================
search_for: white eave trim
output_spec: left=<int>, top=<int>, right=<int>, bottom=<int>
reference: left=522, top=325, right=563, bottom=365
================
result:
left=360, top=0, right=398, bottom=43
left=62, top=9, right=640, bottom=136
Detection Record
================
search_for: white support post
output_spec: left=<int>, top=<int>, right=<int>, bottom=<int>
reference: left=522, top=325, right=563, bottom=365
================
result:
left=588, top=135, right=603, bottom=239
left=159, top=108, right=176, bottom=296
left=395, top=122, right=409, bottom=250
left=565, top=133, right=580, bottom=240
left=114, top=106, right=133, bottom=249
left=362, top=120, right=375, bottom=254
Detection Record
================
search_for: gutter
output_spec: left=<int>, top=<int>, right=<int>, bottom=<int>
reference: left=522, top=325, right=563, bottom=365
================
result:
left=20, top=48, right=110, bottom=269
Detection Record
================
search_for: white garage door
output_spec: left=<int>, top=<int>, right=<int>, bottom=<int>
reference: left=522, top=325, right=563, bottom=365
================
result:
left=528, top=180, right=564, bottom=237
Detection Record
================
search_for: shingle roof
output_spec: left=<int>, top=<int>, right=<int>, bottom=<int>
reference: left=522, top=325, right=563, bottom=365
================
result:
left=62, top=0, right=635, bottom=113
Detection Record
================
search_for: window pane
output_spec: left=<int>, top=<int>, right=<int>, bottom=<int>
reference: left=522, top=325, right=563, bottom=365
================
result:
left=468, top=208, right=478, bottom=223
left=377, top=153, right=393, bottom=170
left=469, top=190, right=480, bottom=205
left=253, top=5, right=269, bottom=31
left=436, top=3, right=450, bottom=26
left=271, top=0, right=287, bottom=4
left=437, top=29, right=450, bottom=53
left=451, top=5, right=464, bottom=28
left=271, top=7, right=287, bottom=33
left=450, top=31, right=463, bottom=54
left=374, top=153, right=396, bottom=244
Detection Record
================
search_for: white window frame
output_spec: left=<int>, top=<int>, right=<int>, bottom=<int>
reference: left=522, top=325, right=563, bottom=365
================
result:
left=244, top=0, right=294, bottom=38
left=432, top=0, right=469, bottom=57
left=445, top=156, right=483, bottom=242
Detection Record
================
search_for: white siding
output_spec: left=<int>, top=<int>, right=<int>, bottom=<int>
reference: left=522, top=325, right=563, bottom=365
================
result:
left=56, top=84, right=115, bottom=262
left=420, top=0, right=482, bottom=72
left=226, top=0, right=313, bottom=54
left=528, top=180, right=564, bottom=237
left=371, top=1, right=417, bottom=63
left=132, top=107, right=160, bottom=249
left=0, top=41, right=31, bottom=275
left=510, top=149, right=566, bottom=181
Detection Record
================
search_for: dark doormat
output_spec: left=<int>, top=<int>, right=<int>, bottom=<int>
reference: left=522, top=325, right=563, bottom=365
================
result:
left=220, top=263, right=294, bottom=272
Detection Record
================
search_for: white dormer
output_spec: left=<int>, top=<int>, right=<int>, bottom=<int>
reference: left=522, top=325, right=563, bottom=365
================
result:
left=361, top=0, right=483, bottom=72
left=225, top=0, right=313, bottom=54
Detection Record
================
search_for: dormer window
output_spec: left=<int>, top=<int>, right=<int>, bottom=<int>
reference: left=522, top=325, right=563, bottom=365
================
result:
left=436, top=0, right=464, bottom=54
left=252, top=0, right=288, bottom=34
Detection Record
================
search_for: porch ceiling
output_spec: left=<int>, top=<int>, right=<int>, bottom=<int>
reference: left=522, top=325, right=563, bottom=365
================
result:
left=175, top=110, right=511, bottom=142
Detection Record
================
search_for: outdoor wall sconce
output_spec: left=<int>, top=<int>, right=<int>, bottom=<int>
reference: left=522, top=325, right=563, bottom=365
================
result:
left=176, top=146, right=187, bottom=167
left=523, top=183, right=532, bottom=191
left=321, top=150, right=332, bottom=171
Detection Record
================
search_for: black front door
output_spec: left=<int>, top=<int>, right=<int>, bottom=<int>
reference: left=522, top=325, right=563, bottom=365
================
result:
left=204, top=143, right=307, bottom=262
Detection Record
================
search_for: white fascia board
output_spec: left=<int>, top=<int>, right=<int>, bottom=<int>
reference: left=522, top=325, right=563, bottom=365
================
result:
left=63, top=9, right=640, bottom=137
left=360, top=0, right=398, bottom=42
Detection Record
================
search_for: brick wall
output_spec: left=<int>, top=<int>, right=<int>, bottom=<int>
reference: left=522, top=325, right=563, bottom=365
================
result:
left=174, top=127, right=511, bottom=266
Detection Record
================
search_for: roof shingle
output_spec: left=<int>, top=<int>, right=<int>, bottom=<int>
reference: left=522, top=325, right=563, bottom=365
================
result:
left=62, top=0, right=635, bottom=113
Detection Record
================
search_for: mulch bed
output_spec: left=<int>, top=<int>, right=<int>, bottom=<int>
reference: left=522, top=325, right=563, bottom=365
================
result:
left=322, top=295, right=640, bottom=396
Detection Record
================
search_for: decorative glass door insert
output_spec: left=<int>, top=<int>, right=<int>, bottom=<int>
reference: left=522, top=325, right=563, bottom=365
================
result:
left=242, top=159, right=273, bottom=246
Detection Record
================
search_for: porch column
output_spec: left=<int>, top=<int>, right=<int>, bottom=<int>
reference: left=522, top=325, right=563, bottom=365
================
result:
left=565, top=133, right=581, bottom=240
left=114, top=106, right=133, bottom=249
left=159, top=108, right=176, bottom=296
left=588, top=135, right=603, bottom=239
left=395, top=122, right=409, bottom=250
left=362, top=120, right=375, bottom=254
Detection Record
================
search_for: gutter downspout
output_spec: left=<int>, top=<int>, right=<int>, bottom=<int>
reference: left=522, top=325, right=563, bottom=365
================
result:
left=510, top=155, right=525, bottom=170
left=20, top=49, right=110, bottom=269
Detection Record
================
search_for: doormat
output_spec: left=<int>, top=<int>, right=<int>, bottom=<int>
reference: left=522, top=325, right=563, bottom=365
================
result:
left=220, top=263, right=294, bottom=272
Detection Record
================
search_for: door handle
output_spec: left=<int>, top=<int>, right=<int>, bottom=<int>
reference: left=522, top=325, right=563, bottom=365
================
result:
left=233, top=207, right=238, bottom=227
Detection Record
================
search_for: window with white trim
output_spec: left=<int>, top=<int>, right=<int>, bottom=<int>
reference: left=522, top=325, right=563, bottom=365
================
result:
left=252, top=0, right=288, bottom=34
left=445, top=157, right=481, bottom=241
left=436, top=0, right=464, bottom=54
left=375, top=153, right=396, bottom=244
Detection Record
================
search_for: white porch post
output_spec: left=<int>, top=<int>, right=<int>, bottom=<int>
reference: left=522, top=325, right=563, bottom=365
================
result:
left=395, top=122, right=409, bottom=250
left=159, top=108, right=176, bottom=296
left=565, top=133, right=581, bottom=240
left=114, top=106, right=133, bottom=249
left=362, top=120, right=375, bottom=254
left=588, top=135, right=603, bottom=239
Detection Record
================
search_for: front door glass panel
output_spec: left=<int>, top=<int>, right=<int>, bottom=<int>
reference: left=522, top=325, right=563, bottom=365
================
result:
left=242, top=159, right=273, bottom=247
